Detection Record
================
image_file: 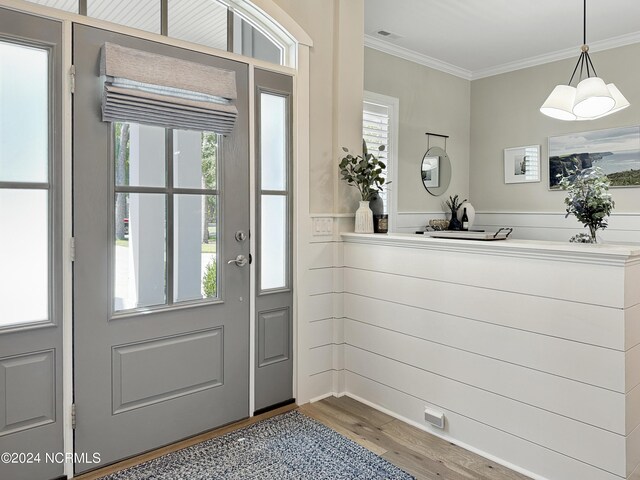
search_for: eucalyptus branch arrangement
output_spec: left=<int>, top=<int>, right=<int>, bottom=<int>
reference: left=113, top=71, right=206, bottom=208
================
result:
left=339, top=141, right=387, bottom=201
left=558, top=167, right=615, bottom=243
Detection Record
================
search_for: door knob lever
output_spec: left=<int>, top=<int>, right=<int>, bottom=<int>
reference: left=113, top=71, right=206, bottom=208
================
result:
left=228, top=254, right=248, bottom=267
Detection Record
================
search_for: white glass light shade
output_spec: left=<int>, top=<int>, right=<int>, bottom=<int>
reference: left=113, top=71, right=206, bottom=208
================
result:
left=598, top=83, right=630, bottom=117
left=573, top=77, right=615, bottom=118
left=540, top=85, right=577, bottom=120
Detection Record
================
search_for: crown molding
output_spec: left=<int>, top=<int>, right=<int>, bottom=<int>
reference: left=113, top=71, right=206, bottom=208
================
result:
left=365, top=31, right=640, bottom=82
left=471, top=30, right=640, bottom=80
left=364, top=34, right=473, bottom=80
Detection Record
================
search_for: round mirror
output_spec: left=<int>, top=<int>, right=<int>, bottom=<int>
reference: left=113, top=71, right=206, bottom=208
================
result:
left=421, top=146, right=452, bottom=196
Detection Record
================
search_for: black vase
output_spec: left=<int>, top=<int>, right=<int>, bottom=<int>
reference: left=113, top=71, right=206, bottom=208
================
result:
left=448, top=210, right=462, bottom=231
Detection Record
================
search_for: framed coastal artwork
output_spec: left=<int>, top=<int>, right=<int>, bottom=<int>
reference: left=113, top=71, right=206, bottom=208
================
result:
left=504, top=145, right=540, bottom=183
left=548, top=125, right=640, bottom=189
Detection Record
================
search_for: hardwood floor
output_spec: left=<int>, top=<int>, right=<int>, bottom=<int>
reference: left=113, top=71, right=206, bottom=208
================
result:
left=300, top=396, right=531, bottom=480
left=76, top=396, right=530, bottom=480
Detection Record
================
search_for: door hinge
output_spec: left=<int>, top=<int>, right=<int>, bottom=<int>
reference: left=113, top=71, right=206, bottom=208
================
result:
left=71, top=403, right=76, bottom=429
left=70, top=237, right=76, bottom=262
left=69, top=65, right=75, bottom=94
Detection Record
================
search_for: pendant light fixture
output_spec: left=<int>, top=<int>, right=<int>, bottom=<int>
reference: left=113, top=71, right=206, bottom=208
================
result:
left=540, top=0, right=629, bottom=121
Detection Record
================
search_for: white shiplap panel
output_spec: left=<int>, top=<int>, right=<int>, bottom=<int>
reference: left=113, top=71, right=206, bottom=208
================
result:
left=305, top=293, right=334, bottom=322
left=628, top=423, right=640, bottom=477
left=343, top=315, right=625, bottom=433
left=344, top=267, right=625, bottom=351
left=306, top=268, right=334, bottom=296
left=307, top=370, right=334, bottom=403
left=307, top=242, right=336, bottom=270
left=345, top=346, right=626, bottom=476
left=343, top=242, right=625, bottom=307
left=627, top=304, right=640, bottom=350
left=345, top=372, right=621, bottom=480
left=308, top=318, right=334, bottom=349
left=307, top=344, right=333, bottom=376
left=628, top=383, right=640, bottom=437
left=626, top=263, right=640, bottom=311
left=474, top=212, right=640, bottom=245
left=626, top=343, right=640, bottom=393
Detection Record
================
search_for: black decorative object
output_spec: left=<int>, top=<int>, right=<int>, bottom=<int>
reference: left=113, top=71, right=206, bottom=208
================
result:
left=374, top=214, right=388, bottom=233
left=444, top=194, right=466, bottom=231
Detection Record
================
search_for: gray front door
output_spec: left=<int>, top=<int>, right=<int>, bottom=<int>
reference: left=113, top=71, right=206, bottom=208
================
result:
left=73, top=25, right=249, bottom=473
left=0, top=9, right=64, bottom=480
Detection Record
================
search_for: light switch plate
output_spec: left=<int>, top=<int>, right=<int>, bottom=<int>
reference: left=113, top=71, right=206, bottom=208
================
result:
left=312, top=217, right=333, bottom=236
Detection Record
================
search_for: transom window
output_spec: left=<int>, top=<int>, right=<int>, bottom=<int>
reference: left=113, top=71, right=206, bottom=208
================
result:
left=25, top=0, right=290, bottom=66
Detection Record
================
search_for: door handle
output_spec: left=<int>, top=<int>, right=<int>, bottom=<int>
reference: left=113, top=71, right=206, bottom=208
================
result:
left=228, top=254, right=248, bottom=267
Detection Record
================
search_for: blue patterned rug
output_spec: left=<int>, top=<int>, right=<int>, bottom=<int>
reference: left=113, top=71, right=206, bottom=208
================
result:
left=99, top=410, right=414, bottom=479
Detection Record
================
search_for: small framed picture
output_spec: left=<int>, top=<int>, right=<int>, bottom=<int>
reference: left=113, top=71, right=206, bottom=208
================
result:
left=421, top=155, right=440, bottom=188
left=504, top=145, right=540, bottom=184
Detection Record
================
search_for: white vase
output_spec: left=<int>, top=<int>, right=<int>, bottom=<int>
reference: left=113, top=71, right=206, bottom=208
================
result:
left=354, top=200, right=374, bottom=233
left=456, top=201, right=476, bottom=228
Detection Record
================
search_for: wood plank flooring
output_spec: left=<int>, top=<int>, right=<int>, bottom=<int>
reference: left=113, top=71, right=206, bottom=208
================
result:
left=76, top=396, right=530, bottom=480
left=300, top=396, right=531, bottom=480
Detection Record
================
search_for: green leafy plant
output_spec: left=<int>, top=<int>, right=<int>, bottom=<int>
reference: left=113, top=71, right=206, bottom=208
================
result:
left=558, top=167, right=615, bottom=243
left=202, top=259, right=217, bottom=298
left=339, top=140, right=387, bottom=201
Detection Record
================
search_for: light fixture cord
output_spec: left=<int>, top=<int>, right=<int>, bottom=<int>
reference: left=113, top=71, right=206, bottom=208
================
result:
left=583, top=0, right=586, bottom=45
left=568, top=0, right=598, bottom=85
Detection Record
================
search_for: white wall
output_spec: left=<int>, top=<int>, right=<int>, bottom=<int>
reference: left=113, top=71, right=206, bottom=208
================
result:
left=470, top=43, right=640, bottom=239
left=364, top=47, right=471, bottom=218
left=341, top=235, right=640, bottom=480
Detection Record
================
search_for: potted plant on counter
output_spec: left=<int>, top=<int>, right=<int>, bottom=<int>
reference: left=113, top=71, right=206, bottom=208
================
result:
left=339, top=141, right=387, bottom=233
left=558, top=167, right=615, bottom=243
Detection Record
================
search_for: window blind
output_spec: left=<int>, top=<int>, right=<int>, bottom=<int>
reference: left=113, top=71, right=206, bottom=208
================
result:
left=100, top=43, right=238, bottom=134
left=363, top=101, right=390, bottom=211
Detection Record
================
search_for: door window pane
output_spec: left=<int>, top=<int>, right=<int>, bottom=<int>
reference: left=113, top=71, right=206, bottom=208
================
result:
left=173, top=130, right=217, bottom=190
left=174, top=195, right=218, bottom=302
left=0, top=41, right=48, bottom=183
left=0, top=189, right=48, bottom=326
left=115, top=123, right=166, bottom=188
left=168, top=0, right=228, bottom=51
left=260, top=195, right=286, bottom=290
left=260, top=93, right=287, bottom=191
left=114, top=193, right=166, bottom=312
left=88, top=0, right=161, bottom=34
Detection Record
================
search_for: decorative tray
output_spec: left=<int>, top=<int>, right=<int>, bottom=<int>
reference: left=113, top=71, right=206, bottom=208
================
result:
left=427, top=228, right=513, bottom=241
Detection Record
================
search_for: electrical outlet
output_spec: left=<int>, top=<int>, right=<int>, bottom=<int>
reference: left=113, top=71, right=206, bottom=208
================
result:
left=425, top=407, right=445, bottom=429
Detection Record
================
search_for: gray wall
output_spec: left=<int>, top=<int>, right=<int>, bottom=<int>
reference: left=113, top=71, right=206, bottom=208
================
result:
left=364, top=47, right=470, bottom=213
left=470, top=43, right=640, bottom=213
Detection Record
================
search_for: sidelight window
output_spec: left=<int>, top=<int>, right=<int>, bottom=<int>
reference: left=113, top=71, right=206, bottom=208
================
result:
left=0, top=41, right=51, bottom=327
left=258, top=91, right=290, bottom=292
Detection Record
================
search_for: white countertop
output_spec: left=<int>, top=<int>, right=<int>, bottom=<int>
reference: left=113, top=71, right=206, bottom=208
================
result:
left=341, top=232, right=640, bottom=265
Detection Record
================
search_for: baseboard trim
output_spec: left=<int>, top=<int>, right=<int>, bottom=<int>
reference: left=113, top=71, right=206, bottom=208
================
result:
left=342, top=392, right=550, bottom=480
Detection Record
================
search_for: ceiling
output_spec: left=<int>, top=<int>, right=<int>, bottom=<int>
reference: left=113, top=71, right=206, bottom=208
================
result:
left=364, top=0, right=640, bottom=80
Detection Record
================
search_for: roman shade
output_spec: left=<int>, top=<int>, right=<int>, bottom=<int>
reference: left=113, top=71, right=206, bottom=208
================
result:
left=100, top=43, right=238, bottom=134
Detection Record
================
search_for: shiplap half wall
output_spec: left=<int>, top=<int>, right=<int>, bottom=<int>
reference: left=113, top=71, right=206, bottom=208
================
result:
left=340, top=235, right=640, bottom=480
left=298, top=215, right=352, bottom=402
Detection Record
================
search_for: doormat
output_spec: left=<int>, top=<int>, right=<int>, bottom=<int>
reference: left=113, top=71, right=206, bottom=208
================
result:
left=99, top=410, right=414, bottom=479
